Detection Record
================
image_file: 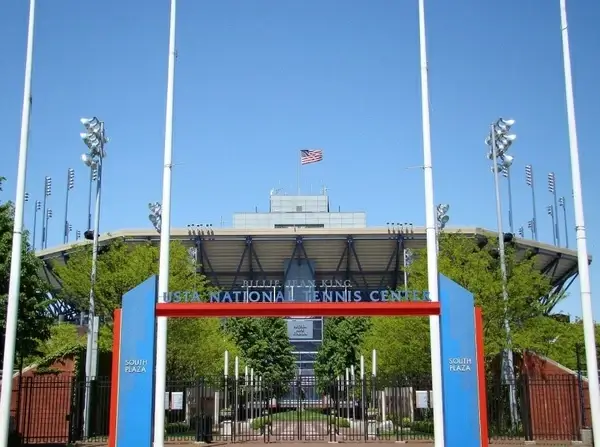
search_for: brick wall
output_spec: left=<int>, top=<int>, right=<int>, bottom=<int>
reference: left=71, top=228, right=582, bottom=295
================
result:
left=522, top=352, right=590, bottom=439
left=10, top=357, right=76, bottom=444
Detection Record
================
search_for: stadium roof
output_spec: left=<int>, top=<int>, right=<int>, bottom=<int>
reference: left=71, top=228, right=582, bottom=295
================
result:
left=36, top=226, right=586, bottom=295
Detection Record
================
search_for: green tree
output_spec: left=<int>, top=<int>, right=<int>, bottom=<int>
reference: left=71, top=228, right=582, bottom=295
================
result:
left=52, top=239, right=235, bottom=378
left=226, top=318, right=296, bottom=389
left=361, top=232, right=556, bottom=376
left=314, top=317, right=370, bottom=386
left=0, top=197, right=54, bottom=365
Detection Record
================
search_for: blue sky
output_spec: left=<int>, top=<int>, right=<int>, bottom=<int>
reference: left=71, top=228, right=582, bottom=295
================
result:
left=1, top=1, right=599, bottom=319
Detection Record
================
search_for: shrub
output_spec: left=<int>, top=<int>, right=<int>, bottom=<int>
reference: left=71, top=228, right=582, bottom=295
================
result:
left=165, top=422, right=190, bottom=435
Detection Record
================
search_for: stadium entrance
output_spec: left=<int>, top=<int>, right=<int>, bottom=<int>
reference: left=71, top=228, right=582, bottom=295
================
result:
left=108, top=275, right=487, bottom=447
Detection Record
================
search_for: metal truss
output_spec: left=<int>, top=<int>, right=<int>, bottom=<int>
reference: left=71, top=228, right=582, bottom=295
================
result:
left=187, top=231, right=407, bottom=290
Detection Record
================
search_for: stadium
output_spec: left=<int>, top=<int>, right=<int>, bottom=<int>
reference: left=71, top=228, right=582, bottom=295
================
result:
left=35, top=191, right=580, bottom=375
left=18, top=191, right=589, bottom=444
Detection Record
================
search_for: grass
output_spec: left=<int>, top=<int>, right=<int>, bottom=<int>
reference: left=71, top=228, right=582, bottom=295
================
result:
left=251, top=409, right=350, bottom=430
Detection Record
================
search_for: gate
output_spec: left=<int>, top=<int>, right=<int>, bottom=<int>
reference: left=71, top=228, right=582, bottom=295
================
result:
left=163, top=375, right=435, bottom=443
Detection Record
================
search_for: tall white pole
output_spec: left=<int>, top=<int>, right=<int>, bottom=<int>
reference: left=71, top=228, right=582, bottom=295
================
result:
left=417, top=1, right=444, bottom=446
left=152, top=0, right=177, bottom=445
left=0, top=0, right=36, bottom=445
left=559, top=0, right=600, bottom=443
left=83, top=156, right=103, bottom=438
left=490, top=129, right=519, bottom=427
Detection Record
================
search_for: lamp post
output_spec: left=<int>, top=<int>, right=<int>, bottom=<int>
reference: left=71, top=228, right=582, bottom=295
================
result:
left=417, top=3, right=445, bottom=444
left=64, top=168, right=75, bottom=244
left=525, top=165, right=538, bottom=241
left=80, top=116, right=108, bottom=439
left=558, top=197, right=569, bottom=248
left=547, top=172, right=561, bottom=246
left=41, top=176, right=51, bottom=249
left=0, top=0, right=36, bottom=442
left=547, top=205, right=557, bottom=245
left=485, top=117, right=519, bottom=429
left=502, top=166, right=515, bottom=233
left=32, top=200, right=41, bottom=250
left=558, top=3, right=600, bottom=442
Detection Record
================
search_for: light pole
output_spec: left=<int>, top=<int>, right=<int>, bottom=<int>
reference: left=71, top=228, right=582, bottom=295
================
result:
left=502, top=166, right=515, bottom=233
left=558, top=2, right=600, bottom=442
left=80, top=116, right=108, bottom=439
left=527, top=220, right=534, bottom=239
left=436, top=203, right=449, bottom=233
left=485, top=117, right=519, bottom=429
left=149, top=202, right=162, bottom=233
left=32, top=200, right=41, bottom=250
left=44, top=209, right=52, bottom=244
left=153, top=0, right=177, bottom=445
left=525, top=165, right=538, bottom=241
left=417, top=2, right=445, bottom=445
left=23, top=192, right=29, bottom=230
left=547, top=205, right=557, bottom=245
left=0, top=0, right=36, bottom=442
left=558, top=196, right=569, bottom=248
left=64, top=168, right=75, bottom=244
left=403, top=248, right=413, bottom=293
left=86, top=167, right=97, bottom=231
left=41, top=176, right=51, bottom=249
left=547, top=172, right=561, bottom=246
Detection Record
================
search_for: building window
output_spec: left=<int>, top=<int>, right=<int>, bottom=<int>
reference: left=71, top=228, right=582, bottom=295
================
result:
left=296, top=206, right=303, bottom=212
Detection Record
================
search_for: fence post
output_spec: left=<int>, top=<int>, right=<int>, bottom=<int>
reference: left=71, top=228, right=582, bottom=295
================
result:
left=520, top=375, right=533, bottom=441
left=575, top=343, right=586, bottom=429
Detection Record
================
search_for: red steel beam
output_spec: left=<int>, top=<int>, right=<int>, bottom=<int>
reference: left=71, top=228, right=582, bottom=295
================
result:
left=155, top=301, right=440, bottom=317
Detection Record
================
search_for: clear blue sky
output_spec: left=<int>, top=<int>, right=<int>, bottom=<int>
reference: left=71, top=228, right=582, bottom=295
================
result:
left=1, top=1, right=599, bottom=319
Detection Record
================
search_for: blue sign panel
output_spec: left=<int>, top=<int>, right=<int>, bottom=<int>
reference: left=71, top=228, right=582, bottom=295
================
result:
left=439, top=274, right=481, bottom=447
left=116, top=276, right=157, bottom=447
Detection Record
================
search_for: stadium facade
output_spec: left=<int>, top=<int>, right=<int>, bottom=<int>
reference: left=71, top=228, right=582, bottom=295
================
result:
left=37, top=190, right=586, bottom=356
left=233, top=192, right=367, bottom=378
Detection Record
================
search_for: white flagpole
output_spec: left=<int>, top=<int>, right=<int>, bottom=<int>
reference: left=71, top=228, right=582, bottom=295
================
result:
left=0, top=1, right=36, bottom=445
left=559, top=0, right=600, bottom=444
left=417, top=1, right=445, bottom=446
left=153, top=0, right=177, bottom=445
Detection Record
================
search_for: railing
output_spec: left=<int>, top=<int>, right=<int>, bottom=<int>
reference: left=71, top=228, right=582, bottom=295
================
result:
left=8, top=373, right=591, bottom=444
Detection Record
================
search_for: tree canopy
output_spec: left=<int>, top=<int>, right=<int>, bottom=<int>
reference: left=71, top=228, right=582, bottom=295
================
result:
left=0, top=196, right=54, bottom=365
left=52, top=239, right=237, bottom=378
left=359, top=232, right=582, bottom=377
left=225, top=317, right=296, bottom=388
left=314, top=317, right=370, bottom=385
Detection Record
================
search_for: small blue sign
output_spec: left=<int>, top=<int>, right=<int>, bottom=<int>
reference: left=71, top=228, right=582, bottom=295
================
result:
left=439, top=274, right=481, bottom=447
left=116, top=276, right=157, bottom=447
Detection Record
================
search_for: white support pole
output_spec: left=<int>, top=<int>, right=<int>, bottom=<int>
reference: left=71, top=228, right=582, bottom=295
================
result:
left=559, top=1, right=600, bottom=444
left=0, top=1, right=36, bottom=445
left=371, top=349, right=377, bottom=377
left=417, top=1, right=444, bottom=446
left=360, top=356, right=365, bottom=379
left=152, top=0, right=177, bottom=445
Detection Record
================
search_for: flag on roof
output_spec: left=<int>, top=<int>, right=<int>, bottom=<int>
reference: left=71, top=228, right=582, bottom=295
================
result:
left=300, top=149, right=323, bottom=165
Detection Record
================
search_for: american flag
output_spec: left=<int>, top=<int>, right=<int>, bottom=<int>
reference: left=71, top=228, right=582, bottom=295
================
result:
left=300, top=149, right=323, bottom=165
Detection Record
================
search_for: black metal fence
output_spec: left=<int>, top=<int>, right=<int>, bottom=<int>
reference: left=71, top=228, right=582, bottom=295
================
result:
left=8, top=373, right=590, bottom=444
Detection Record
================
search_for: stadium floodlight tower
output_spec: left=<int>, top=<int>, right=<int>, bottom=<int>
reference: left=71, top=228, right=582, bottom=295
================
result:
left=149, top=202, right=163, bottom=233
left=436, top=204, right=449, bottom=231
left=485, top=117, right=519, bottom=429
left=80, top=116, right=107, bottom=439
